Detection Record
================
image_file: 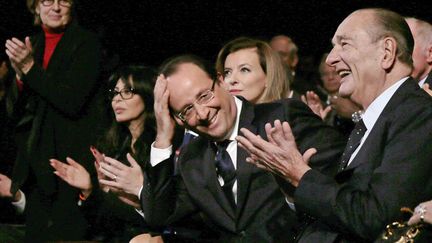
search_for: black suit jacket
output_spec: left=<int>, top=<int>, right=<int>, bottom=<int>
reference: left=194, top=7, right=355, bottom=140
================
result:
left=142, top=98, right=346, bottom=242
left=9, top=22, right=106, bottom=241
left=294, top=79, right=432, bottom=242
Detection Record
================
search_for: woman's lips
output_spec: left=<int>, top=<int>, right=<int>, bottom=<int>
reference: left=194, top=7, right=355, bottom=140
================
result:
left=229, top=89, right=242, bottom=95
left=114, top=108, right=125, bottom=113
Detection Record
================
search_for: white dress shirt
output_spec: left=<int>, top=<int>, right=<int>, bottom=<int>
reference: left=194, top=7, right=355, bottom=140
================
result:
left=347, top=77, right=408, bottom=165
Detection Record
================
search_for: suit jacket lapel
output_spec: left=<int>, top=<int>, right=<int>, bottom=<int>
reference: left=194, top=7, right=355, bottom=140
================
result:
left=341, top=78, right=418, bottom=172
left=181, top=139, right=236, bottom=220
left=235, top=100, right=257, bottom=217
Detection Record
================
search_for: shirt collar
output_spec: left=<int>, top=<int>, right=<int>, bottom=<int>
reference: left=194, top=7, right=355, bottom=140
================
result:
left=226, top=97, right=243, bottom=141
left=362, top=77, right=409, bottom=130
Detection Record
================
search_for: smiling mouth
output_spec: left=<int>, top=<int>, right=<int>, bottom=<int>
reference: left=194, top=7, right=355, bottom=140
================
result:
left=338, top=70, right=351, bottom=78
left=206, top=112, right=218, bottom=128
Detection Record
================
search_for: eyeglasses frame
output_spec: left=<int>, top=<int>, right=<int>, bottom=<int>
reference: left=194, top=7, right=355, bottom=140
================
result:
left=175, top=80, right=217, bottom=122
left=108, top=88, right=136, bottom=101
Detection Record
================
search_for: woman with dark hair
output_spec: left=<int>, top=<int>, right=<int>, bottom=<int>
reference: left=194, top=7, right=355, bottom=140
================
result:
left=50, top=65, right=160, bottom=242
left=4, top=0, right=105, bottom=241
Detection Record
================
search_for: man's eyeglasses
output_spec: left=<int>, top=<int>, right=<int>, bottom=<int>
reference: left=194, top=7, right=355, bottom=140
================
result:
left=41, top=0, right=72, bottom=7
left=176, top=81, right=216, bottom=122
left=108, top=88, right=135, bottom=100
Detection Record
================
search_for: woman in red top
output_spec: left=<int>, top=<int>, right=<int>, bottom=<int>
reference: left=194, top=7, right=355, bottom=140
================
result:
left=5, top=0, right=106, bottom=241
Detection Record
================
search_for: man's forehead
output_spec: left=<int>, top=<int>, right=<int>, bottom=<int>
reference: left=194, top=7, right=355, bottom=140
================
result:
left=332, top=14, right=371, bottom=44
left=167, top=66, right=212, bottom=90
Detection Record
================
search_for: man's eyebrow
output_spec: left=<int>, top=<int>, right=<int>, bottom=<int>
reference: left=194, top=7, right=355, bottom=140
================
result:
left=333, top=34, right=352, bottom=44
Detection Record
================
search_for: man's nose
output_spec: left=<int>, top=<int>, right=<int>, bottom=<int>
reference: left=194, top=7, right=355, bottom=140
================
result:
left=326, top=47, right=341, bottom=67
left=194, top=103, right=210, bottom=121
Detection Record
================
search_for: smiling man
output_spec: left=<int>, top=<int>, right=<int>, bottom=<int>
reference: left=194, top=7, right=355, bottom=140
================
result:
left=140, top=54, right=345, bottom=242
left=237, top=8, right=432, bottom=242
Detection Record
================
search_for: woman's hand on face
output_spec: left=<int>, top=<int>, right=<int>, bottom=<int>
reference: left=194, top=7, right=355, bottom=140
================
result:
left=50, top=157, right=93, bottom=194
left=98, top=153, right=144, bottom=197
left=5, top=37, right=34, bottom=77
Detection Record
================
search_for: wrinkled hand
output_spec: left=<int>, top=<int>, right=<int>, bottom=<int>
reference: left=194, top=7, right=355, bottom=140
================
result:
left=98, top=153, right=144, bottom=196
left=5, top=37, right=34, bottom=77
left=236, top=120, right=313, bottom=186
left=0, top=173, right=21, bottom=202
left=329, top=95, right=361, bottom=119
left=408, top=200, right=432, bottom=225
left=154, top=74, right=175, bottom=148
left=422, top=83, right=432, bottom=97
left=301, top=91, right=331, bottom=120
left=50, top=157, right=93, bottom=196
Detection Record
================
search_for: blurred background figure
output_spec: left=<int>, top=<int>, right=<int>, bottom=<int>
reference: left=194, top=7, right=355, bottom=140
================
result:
left=216, top=36, right=290, bottom=104
left=4, top=0, right=107, bottom=241
left=51, top=65, right=160, bottom=242
left=405, top=17, right=432, bottom=94
left=304, top=53, right=361, bottom=137
left=270, top=34, right=318, bottom=98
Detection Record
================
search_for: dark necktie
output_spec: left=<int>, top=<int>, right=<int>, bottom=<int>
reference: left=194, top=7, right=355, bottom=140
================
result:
left=213, top=140, right=236, bottom=208
left=338, top=119, right=367, bottom=171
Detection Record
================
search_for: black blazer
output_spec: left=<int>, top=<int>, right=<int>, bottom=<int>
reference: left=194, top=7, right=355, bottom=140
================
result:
left=9, top=22, right=106, bottom=241
left=294, top=79, right=432, bottom=242
left=141, top=98, right=346, bottom=242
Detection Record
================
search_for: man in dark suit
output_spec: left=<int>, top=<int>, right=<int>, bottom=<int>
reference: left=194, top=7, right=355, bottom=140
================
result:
left=139, top=55, right=346, bottom=242
left=238, top=8, right=432, bottom=242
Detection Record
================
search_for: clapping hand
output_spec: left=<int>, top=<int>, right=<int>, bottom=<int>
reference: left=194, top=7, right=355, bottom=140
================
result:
left=236, top=120, right=314, bottom=187
left=301, top=91, right=331, bottom=120
left=98, top=153, right=144, bottom=197
left=50, top=157, right=93, bottom=197
left=5, top=37, right=34, bottom=78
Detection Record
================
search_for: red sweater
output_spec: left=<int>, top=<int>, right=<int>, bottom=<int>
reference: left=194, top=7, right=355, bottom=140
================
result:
left=17, top=26, right=64, bottom=91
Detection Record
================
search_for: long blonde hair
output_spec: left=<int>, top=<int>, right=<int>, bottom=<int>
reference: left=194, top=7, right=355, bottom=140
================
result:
left=216, top=37, right=290, bottom=103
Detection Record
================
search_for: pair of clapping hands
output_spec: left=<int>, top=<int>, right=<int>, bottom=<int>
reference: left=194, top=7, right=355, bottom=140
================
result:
left=49, top=146, right=144, bottom=208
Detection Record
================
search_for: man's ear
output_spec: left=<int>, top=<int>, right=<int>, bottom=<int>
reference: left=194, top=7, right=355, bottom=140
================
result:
left=381, top=37, right=397, bottom=70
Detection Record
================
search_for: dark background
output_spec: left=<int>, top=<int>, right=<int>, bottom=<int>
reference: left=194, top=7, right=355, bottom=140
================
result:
left=1, top=0, right=431, bottom=68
